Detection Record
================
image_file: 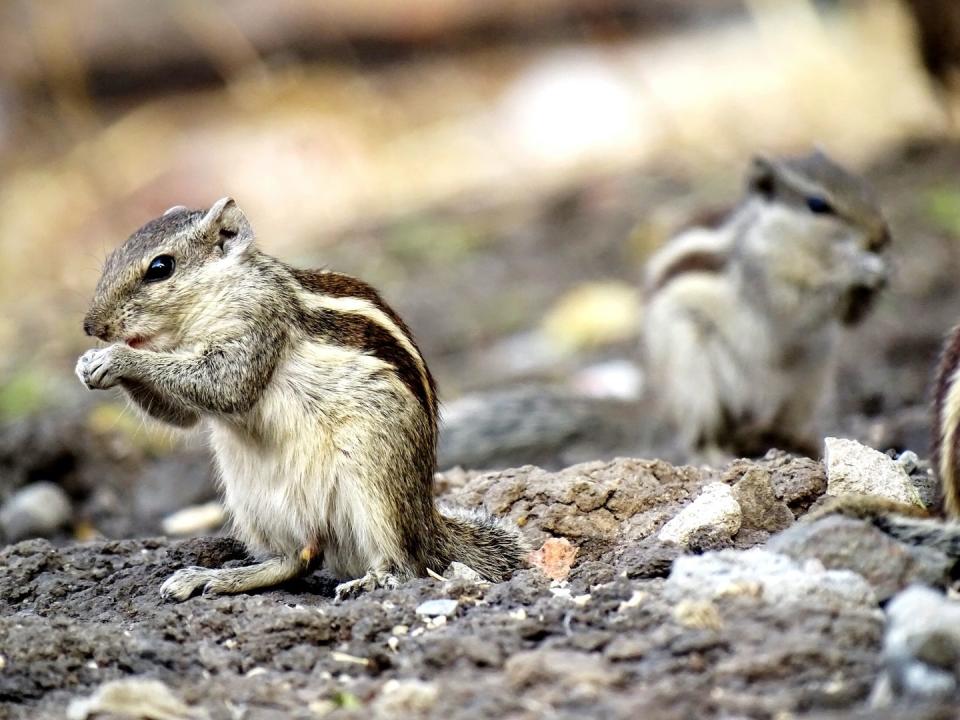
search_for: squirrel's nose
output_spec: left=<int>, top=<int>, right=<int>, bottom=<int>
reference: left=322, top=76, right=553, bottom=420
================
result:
left=83, top=317, right=107, bottom=339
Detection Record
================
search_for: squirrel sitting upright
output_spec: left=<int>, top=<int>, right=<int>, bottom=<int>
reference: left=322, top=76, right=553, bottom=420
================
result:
left=76, top=198, right=527, bottom=601
left=642, top=150, right=891, bottom=459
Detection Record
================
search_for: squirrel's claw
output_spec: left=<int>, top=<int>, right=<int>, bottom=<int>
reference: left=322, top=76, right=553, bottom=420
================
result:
left=75, top=346, right=124, bottom=390
left=334, top=570, right=400, bottom=603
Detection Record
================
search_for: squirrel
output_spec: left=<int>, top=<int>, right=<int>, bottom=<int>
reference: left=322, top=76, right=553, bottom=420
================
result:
left=75, top=198, right=528, bottom=601
left=641, top=150, right=891, bottom=459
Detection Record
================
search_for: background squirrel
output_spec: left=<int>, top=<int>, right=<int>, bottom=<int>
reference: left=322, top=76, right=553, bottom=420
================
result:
left=75, top=198, right=527, bottom=601
left=642, top=150, right=891, bottom=459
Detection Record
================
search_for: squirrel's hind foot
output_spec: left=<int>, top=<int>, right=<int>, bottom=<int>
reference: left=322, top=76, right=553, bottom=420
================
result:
left=160, top=565, right=219, bottom=601
left=160, top=552, right=313, bottom=601
left=334, top=570, right=400, bottom=603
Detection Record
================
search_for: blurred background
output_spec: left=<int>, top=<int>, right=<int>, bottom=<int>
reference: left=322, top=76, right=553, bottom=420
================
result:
left=2, top=0, right=960, bottom=542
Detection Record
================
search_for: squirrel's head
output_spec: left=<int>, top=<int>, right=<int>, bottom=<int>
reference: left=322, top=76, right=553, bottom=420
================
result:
left=83, top=197, right=255, bottom=350
left=744, top=149, right=891, bottom=324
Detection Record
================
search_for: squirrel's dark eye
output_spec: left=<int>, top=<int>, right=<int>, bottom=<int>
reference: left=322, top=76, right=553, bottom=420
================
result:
left=144, top=255, right=175, bottom=282
left=753, top=175, right=775, bottom=199
left=805, top=196, right=834, bottom=215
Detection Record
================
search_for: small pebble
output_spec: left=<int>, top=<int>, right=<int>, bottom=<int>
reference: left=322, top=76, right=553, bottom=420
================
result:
left=415, top=599, right=459, bottom=617
left=0, top=481, right=71, bottom=542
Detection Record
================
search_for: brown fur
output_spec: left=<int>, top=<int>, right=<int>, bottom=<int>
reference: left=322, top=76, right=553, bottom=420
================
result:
left=932, top=324, right=960, bottom=517
left=76, top=198, right=527, bottom=601
left=645, top=249, right=728, bottom=295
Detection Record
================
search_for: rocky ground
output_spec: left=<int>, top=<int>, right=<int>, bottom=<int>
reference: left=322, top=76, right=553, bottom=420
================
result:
left=3, top=448, right=960, bottom=719
left=5, top=137, right=960, bottom=718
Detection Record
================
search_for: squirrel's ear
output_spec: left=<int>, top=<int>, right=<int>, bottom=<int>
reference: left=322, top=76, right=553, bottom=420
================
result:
left=748, top=155, right=776, bottom=200
left=200, top=197, right=253, bottom=256
left=163, top=205, right=188, bottom=216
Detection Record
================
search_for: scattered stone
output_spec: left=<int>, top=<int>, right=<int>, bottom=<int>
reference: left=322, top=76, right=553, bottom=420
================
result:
left=604, top=635, right=651, bottom=662
left=768, top=516, right=953, bottom=600
left=896, top=450, right=920, bottom=475
left=528, top=537, right=579, bottom=580
left=415, top=599, right=459, bottom=618
left=504, top=649, right=621, bottom=690
left=616, top=540, right=683, bottom=579
left=874, top=585, right=960, bottom=705
left=673, top=599, right=723, bottom=631
left=666, top=548, right=878, bottom=609
left=823, top=438, right=924, bottom=508
left=0, top=481, right=71, bottom=542
left=443, top=561, right=489, bottom=585
left=731, top=467, right=794, bottom=533
left=373, top=679, right=439, bottom=715
left=161, top=501, right=225, bottom=536
left=67, top=678, right=208, bottom=720
left=658, top=482, right=741, bottom=547
left=725, top=452, right=826, bottom=513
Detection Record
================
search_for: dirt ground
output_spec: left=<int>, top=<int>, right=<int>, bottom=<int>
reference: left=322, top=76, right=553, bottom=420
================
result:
left=0, top=455, right=904, bottom=720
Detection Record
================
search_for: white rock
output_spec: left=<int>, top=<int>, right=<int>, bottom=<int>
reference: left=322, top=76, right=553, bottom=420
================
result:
left=0, top=481, right=71, bottom=541
left=666, top=548, right=877, bottom=609
left=67, top=678, right=208, bottom=720
left=374, top=679, right=439, bottom=715
left=877, top=585, right=960, bottom=703
left=443, top=562, right=485, bottom=583
left=161, top=502, right=226, bottom=536
left=824, top=437, right=923, bottom=507
left=657, top=482, right=741, bottom=546
left=415, top=599, right=459, bottom=617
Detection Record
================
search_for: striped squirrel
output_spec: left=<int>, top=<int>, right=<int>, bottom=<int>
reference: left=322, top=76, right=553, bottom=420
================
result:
left=75, top=198, right=527, bottom=601
left=642, top=150, right=891, bottom=459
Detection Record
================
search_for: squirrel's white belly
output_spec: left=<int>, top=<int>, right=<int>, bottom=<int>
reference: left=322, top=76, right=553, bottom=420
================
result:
left=208, top=341, right=403, bottom=579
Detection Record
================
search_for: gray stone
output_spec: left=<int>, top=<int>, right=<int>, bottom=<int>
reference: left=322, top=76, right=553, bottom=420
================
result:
left=504, top=649, right=621, bottom=690
left=731, top=467, right=794, bottom=533
left=666, top=548, right=878, bottom=609
left=415, top=599, right=460, bottom=617
left=824, top=437, right=924, bottom=508
left=0, top=481, right=71, bottom=542
left=878, top=585, right=960, bottom=704
left=443, top=561, right=485, bottom=583
left=767, top=516, right=952, bottom=600
left=896, top=450, right=920, bottom=475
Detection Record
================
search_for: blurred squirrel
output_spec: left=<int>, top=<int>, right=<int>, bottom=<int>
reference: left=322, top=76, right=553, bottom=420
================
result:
left=76, top=198, right=527, bottom=601
left=900, top=0, right=960, bottom=108
left=642, top=150, right=891, bottom=459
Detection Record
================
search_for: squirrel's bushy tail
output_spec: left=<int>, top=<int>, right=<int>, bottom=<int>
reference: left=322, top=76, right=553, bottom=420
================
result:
left=433, top=507, right=529, bottom=582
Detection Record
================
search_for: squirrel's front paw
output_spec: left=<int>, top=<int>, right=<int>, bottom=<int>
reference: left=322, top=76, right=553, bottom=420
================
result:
left=75, top=345, right=126, bottom=390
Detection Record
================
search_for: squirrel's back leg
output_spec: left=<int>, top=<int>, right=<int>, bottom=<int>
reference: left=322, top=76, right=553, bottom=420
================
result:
left=160, top=545, right=317, bottom=601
